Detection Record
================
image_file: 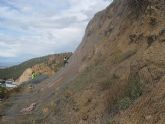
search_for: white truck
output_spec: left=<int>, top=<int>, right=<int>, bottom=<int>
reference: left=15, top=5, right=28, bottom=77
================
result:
left=5, top=80, right=17, bottom=88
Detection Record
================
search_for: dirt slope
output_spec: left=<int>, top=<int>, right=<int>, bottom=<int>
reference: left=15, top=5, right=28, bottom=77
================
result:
left=0, top=0, right=165, bottom=124
left=16, top=68, right=33, bottom=85
left=16, top=63, right=55, bottom=85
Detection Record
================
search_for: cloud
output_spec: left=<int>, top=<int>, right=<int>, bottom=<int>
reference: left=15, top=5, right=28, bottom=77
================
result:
left=0, top=42, right=20, bottom=57
left=0, top=0, right=112, bottom=63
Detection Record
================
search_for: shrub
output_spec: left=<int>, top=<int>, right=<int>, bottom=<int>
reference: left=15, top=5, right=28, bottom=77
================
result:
left=149, top=17, right=158, bottom=26
left=107, top=120, right=113, bottom=124
left=127, top=80, right=143, bottom=100
left=160, top=28, right=165, bottom=35
left=147, top=35, right=157, bottom=46
left=118, top=97, right=132, bottom=110
left=0, top=86, right=8, bottom=99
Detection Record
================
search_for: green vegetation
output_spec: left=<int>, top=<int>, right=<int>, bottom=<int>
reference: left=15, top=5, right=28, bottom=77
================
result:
left=160, top=28, right=165, bottom=36
left=0, top=53, right=72, bottom=80
left=115, top=78, right=143, bottom=110
left=104, top=72, right=143, bottom=116
left=107, top=120, right=116, bottom=124
left=0, top=86, right=8, bottom=99
left=117, top=97, right=132, bottom=110
left=127, top=79, right=143, bottom=100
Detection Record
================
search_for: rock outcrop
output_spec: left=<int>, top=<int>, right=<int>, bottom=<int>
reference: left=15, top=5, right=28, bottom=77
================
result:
left=16, top=68, right=32, bottom=85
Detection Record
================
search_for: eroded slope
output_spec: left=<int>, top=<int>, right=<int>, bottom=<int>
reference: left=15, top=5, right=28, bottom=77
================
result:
left=0, top=0, right=164, bottom=124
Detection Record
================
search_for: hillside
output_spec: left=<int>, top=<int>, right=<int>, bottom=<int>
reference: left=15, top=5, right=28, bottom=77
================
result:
left=0, top=52, right=72, bottom=80
left=0, top=0, right=165, bottom=124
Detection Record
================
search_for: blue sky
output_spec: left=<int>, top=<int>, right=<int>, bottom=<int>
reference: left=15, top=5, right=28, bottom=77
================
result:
left=0, top=0, right=111, bottom=65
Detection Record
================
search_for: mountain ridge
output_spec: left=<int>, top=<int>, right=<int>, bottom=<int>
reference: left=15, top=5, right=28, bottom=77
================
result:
left=0, top=52, right=72, bottom=80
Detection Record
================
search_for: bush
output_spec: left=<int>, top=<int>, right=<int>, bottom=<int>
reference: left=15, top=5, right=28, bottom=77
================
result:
left=118, top=97, right=132, bottom=110
left=0, top=86, right=8, bottom=99
left=127, top=80, right=143, bottom=100
left=160, top=28, right=165, bottom=35
left=149, top=17, right=158, bottom=26
left=147, top=35, right=157, bottom=46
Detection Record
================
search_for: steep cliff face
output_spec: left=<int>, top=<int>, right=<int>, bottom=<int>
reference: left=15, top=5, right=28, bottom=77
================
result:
left=0, top=0, right=164, bottom=124
left=58, top=0, right=165, bottom=123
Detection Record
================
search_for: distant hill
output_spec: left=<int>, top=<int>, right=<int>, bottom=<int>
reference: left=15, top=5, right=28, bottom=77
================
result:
left=0, top=52, right=72, bottom=80
left=0, top=66, right=5, bottom=69
left=0, top=62, right=19, bottom=68
left=0, top=64, right=9, bottom=69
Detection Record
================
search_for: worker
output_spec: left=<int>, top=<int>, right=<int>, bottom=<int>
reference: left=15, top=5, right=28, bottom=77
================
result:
left=32, top=71, right=36, bottom=80
left=64, top=56, right=69, bottom=66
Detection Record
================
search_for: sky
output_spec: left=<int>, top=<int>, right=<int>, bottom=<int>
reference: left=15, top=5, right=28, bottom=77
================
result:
left=0, top=0, right=112, bottom=66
